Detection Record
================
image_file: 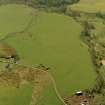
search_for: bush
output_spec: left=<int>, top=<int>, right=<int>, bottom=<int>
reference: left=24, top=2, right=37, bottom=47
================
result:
left=96, top=12, right=105, bottom=19
left=0, top=0, right=80, bottom=8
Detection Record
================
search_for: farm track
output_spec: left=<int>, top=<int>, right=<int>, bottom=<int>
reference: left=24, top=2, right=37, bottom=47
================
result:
left=46, top=71, right=68, bottom=105
left=17, top=64, right=68, bottom=105
left=0, top=58, right=67, bottom=105
left=29, top=69, right=49, bottom=105
left=18, top=65, right=68, bottom=105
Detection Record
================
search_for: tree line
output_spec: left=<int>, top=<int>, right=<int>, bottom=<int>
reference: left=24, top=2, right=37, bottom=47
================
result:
left=0, top=0, right=79, bottom=8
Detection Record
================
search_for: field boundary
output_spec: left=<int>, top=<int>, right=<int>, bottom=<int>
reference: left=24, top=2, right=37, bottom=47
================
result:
left=0, top=9, right=39, bottom=42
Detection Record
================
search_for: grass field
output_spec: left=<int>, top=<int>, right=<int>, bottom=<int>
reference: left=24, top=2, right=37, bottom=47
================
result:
left=70, top=0, right=105, bottom=13
left=79, top=0, right=105, bottom=4
left=38, top=85, right=62, bottom=105
left=2, top=5, right=96, bottom=93
left=0, top=4, right=97, bottom=105
left=0, top=4, right=33, bottom=39
left=0, top=84, right=33, bottom=105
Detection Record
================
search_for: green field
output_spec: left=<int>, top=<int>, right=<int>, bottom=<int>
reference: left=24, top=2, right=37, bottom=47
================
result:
left=0, top=4, right=97, bottom=105
left=0, top=84, right=33, bottom=105
left=0, top=4, right=33, bottom=39
left=79, top=0, right=105, bottom=4
left=38, top=85, right=62, bottom=105
left=70, top=0, right=105, bottom=13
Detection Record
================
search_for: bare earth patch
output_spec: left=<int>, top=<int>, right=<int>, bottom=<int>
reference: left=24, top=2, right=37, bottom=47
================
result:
left=0, top=65, right=50, bottom=105
left=0, top=42, right=16, bottom=58
left=64, top=93, right=94, bottom=105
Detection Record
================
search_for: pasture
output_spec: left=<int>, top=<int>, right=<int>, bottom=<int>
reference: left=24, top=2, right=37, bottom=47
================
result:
left=79, top=0, right=105, bottom=4
left=0, top=84, right=33, bottom=105
left=0, top=4, right=97, bottom=105
left=0, top=4, right=33, bottom=39
left=2, top=5, right=96, bottom=93
left=70, top=0, right=105, bottom=13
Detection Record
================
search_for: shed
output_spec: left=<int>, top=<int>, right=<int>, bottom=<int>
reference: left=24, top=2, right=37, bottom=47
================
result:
left=75, top=91, right=83, bottom=96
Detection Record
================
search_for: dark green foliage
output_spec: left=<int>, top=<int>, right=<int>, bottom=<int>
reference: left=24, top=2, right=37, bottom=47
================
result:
left=92, top=74, right=105, bottom=93
left=0, top=0, right=80, bottom=8
left=82, top=21, right=95, bottom=37
left=96, top=12, right=105, bottom=19
left=33, top=0, right=79, bottom=7
left=0, top=0, right=80, bottom=13
left=11, top=54, right=20, bottom=63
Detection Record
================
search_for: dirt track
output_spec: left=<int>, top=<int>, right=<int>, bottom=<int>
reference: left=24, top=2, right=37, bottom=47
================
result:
left=26, top=65, right=68, bottom=105
left=12, top=64, right=68, bottom=105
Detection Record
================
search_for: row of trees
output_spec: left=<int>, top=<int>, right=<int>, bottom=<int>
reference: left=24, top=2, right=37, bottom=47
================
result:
left=0, top=0, right=79, bottom=8
left=96, top=12, right=105, bottom=19
left=30, top=0, right=80, bottom=7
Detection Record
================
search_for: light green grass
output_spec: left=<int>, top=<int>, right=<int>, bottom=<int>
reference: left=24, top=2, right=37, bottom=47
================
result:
left=79, top=0, right=105, bottom=4
left=0, top=4, right=97, bottom=105
left=0, top=4, right=33, bottom=39
left=3, top=10, right=96, bottom=94
left=38, top=85, right=62, bottom=105
left=70, top=0, right=105, bottom=13
left=0, top=84, right=33, bottom=105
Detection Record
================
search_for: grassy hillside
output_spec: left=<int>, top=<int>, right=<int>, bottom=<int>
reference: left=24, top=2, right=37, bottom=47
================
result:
left=70, top=0, right=105, bottom=12
left=0, top=84, right=33, bottom=105
left=38, top=85, right=62, bottom=105
left=2, top=5, right=96, bottom=93
left=0, top=4, right=96, bottom=105
left=79, top=0, right=105, bottom=3
left=0, top=4, right=33, bottom=39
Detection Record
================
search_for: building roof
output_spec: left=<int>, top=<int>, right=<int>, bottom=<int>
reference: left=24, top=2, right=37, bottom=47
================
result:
left=76, top=91, right=83, bottom=94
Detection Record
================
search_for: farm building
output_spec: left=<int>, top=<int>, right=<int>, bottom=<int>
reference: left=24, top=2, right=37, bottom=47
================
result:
left=75, top=91, right=83, bottom=96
